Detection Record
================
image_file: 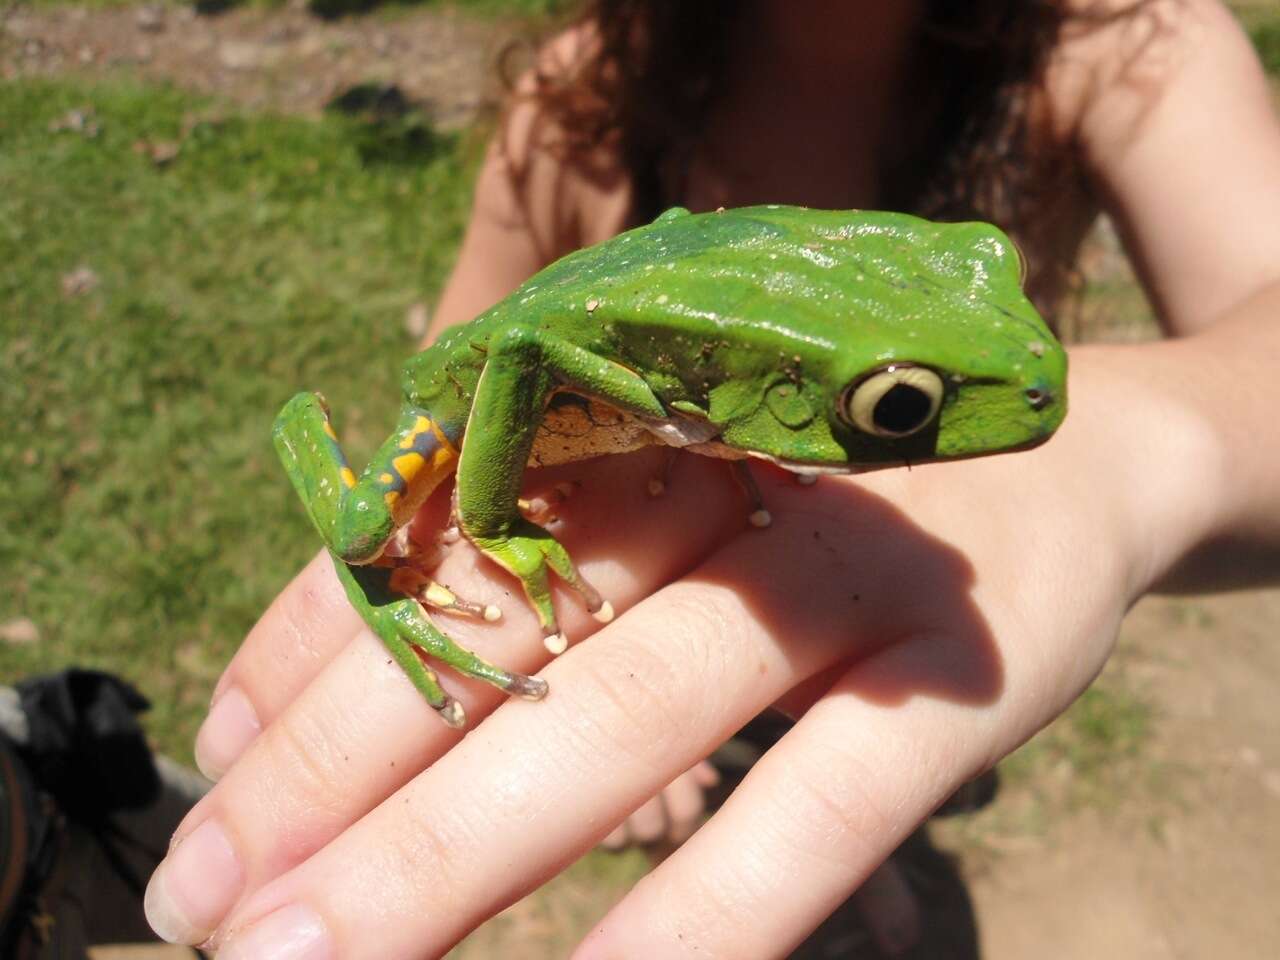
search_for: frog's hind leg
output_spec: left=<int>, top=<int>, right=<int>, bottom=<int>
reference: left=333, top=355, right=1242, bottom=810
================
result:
left=338, top=563, right=546, bottom=729
left=273, top=392, right=459, bottom=563
left=276, top=394, right=543, bottom=722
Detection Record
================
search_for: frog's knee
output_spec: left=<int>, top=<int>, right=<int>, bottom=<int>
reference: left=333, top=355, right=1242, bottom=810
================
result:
left=332, top=498, right=394, bottom=563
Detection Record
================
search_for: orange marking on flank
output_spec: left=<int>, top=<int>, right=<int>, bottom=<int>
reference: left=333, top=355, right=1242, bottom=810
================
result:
left=323, top=421, right=338, bottom=441
left=393, top=452, right=426, bottom=484
left=339, top=467, right=357, bottom=489
left=384, top=490, right=401, bottom=509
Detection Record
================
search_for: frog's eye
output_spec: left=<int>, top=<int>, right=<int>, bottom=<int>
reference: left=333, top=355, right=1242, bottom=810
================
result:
left=842, top=364, right=944, bottom=438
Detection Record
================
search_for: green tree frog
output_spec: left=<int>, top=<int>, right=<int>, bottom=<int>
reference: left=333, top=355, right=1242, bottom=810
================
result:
left=274, top=205, right=1066, bottom=727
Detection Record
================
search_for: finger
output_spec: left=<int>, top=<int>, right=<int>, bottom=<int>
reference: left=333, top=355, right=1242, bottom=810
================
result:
left=624, top=795, right=669, bottom=845
left=599, top=824, right=629, bottom=850
left=147, top=451, right=744, bottom=946
left=850, top=859, right=922, bottom=956
left=195, top=448, right=723, bottom=780
left=572, top=634, right=1018, bottom=960
left=195, top=549, right=363, bottom=779
left=206, top=584, right=826, bottom=956
left=659, top=765, right=711, bottom=845
left=206, top=479, right=916, bottom=958
left=692, top=759, right=721, bottom=789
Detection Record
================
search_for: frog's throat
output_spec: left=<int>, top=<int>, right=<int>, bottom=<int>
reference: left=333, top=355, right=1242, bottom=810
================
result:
left=637, top=412, right=862, bottom=476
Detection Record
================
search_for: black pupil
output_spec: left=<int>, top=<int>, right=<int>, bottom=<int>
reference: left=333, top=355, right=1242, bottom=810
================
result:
left=874, top=384, right=932, bottom=434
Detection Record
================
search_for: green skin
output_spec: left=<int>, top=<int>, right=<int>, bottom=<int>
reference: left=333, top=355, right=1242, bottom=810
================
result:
left=274, top=205, right=1067, bottom=727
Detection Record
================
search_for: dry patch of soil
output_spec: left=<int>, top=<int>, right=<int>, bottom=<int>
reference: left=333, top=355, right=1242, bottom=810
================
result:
left=2, top=2, right=508, bottom=126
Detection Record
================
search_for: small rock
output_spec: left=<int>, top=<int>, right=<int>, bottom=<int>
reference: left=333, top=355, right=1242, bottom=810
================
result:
left=61, top=265, right=99, bottom=297
left=48, top=107, right=101, bottom=138
left=218, top=40, right=262, bottom=71
left=0, top=618, right=39, bottom=646
left=404, top=301, right=430, bottom=339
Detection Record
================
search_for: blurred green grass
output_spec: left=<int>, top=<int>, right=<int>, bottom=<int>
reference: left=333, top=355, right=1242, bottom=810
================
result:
left=0, top=77, right=476, bottom=757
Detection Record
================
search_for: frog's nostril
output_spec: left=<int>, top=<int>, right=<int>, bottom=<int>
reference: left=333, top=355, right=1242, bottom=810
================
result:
left=1024, top=387, right=1053, bottom=411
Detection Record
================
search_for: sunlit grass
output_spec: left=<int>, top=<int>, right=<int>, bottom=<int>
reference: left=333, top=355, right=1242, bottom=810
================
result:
left=0, top=77, right=477, bottom=757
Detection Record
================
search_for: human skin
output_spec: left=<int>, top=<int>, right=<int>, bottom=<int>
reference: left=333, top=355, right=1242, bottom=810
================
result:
left=144, top=1, right=1280, bottom=957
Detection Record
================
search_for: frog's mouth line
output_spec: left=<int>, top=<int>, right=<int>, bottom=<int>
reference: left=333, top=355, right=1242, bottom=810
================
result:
left=748, top=452, right=860, bottom=476
left=747, top=430, right=1056, bottom=476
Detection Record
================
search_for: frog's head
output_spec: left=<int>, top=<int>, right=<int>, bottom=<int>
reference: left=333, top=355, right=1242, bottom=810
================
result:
left=701, top=209, right=1067, bottom=472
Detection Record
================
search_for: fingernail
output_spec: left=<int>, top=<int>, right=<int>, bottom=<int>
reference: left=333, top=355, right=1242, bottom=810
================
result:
left=195, top=686, right=261, bottom=780
left=218, top=905, right=334, bottom=960
left=144, top=818, right=244, bottom=944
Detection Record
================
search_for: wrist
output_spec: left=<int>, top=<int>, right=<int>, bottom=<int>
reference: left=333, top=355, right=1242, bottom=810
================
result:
left=1063, top=341, right=1228, bottom=598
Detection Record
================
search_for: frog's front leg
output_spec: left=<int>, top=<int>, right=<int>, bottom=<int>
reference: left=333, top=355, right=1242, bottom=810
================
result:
left=456, top=326, right=668, bottom=655
left=273, top=393, right=544, bottom=725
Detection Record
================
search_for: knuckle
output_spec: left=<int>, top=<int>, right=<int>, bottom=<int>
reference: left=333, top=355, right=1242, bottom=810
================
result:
left=264, top=696, right=360, bottom=837
left=381, top=797, right=479, bottom=901
left=767, top=739, right=897, bottom=859
left=567, top=588, right=750, bottom=757
left=564, top=644, right=690, bottom=764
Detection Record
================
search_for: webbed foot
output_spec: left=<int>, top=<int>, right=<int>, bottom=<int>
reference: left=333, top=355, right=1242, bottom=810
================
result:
left=468, top=516, right=612, bottom=656
left=339, top=562, right=546, bottom=728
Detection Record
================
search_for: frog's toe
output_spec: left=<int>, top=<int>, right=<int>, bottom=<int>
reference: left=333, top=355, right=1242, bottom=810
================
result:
left=438, top=697, right=466, bottom=729
left=543, top=630, right=569, bottom=656
left=508, top=672, right=549, bottom=700
left=388, top=568, right=503, bottom=622
left=647, top=448, right=680, bottom=498
left=517, top=481, right=578, bottom=525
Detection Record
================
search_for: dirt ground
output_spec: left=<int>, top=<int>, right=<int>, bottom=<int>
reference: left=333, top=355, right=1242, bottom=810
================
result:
left=954, top=589, right=1280, bottom=960
left=8, top=4, right=1276, bottom=957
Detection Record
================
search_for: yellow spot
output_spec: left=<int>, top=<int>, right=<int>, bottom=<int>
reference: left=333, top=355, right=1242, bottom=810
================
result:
left=414, top=415, right=433, bottom=434
left=323, top=421, right=338, bottom=440
left=424, top=582, right=456, bottom=607
left=379, top=472, right=395, bottom=486
left=340, top=467, right=357, bottom=489
left=432, top=446, right=454, bottom=469
left=399, top=433, right=416, bottom=450
left=393, top=452, right=426, bottom=484
left=384, top=490, right=401, bottom=508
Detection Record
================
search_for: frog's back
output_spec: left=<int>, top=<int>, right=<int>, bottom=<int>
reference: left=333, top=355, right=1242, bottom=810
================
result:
left=406, top=205, right=1051, bottom=417
left=480, top=205, right=1037, bottom=347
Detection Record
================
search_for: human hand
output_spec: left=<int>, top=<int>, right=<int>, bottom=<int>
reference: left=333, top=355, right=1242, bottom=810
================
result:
left=144, top=344, right=1216, bottom=959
